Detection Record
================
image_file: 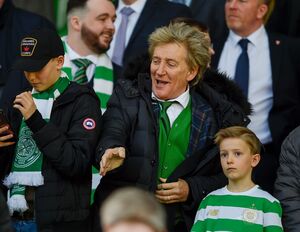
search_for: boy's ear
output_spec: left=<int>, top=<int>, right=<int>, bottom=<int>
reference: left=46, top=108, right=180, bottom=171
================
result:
left=56, top=55, right=65, bottom=69
left=251, top=153, right=261, bottom=168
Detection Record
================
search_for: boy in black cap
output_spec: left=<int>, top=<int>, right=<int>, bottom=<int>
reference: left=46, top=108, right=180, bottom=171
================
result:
left=0, top=28, right=101, bottom=232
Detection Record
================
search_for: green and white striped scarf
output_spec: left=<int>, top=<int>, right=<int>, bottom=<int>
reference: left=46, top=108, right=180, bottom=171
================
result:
left=4, top=74, right=70, bottom=214
left=61, top=37, right=114, bottom=113
left=61, top=37, right=113, bottom=202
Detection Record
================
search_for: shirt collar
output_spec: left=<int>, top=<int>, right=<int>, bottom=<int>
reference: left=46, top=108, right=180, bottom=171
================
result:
left=151, top=86, right=190, bottom=108
left=229, top=25, right=266, bottom=48
left=118, top=0, right=146, bottom=15
left=62, top=36, right=99, bottom=65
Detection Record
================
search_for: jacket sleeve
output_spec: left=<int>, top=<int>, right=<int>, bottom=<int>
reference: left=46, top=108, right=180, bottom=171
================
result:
left=94, top=85, right=131, bottom=168
left=274, top=128, right=300, bottom=232
left=184, top=172, right=227, bottom=211
left=26, top=93, right=101, bottom=179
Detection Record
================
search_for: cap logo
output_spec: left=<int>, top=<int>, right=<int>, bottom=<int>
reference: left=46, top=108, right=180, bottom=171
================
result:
left=83, top=118, right=96, bottom=130
left=20, top=37, right=37, bottom=56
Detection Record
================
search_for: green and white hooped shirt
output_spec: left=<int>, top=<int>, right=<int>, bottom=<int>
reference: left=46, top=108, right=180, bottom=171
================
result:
left=191, top=185, right=283, bottom=232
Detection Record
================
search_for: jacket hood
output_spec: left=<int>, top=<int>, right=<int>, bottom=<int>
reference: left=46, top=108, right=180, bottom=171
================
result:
left=200, top=68, right=252, bottom=116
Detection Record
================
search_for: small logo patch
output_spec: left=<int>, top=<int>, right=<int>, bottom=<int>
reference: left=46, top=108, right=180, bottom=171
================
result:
left=243, top=209, right=258, bottom=223
left=83, top=118, right=96, bottom=130
left=21, top=37, right=37, bottom=56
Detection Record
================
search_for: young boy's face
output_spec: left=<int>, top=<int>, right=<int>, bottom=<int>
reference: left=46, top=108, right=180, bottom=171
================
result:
left=219, top=138, right=260, bottom=184
left=24, top=56, right=64, bottom=92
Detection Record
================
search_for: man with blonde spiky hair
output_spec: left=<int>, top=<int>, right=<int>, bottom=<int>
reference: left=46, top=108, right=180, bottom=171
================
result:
left=94, top=22, right=251, bottom=232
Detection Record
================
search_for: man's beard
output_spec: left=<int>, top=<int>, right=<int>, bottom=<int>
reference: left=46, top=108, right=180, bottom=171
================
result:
left=81, top=24, right=112, bottom=54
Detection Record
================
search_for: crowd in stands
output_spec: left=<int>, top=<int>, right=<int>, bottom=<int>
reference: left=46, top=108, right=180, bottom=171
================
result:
left=0, top=0, right=300, bottom=231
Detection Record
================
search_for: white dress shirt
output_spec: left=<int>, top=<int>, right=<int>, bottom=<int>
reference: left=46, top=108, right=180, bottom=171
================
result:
left=62, top=37, right=101, bottom=82
left=152, top=88, right=190, bottom=127
left=218, top=26, right=273, bottom=144
left=107, top=0, right=147, bottom=59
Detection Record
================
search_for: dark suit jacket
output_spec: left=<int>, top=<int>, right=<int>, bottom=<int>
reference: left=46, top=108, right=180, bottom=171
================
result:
left=189, top=0, right=227, bottom=41
left=113, top=0, right=191, bottom=80
left=266, top=0, right=300, bottom=37
left=212, top=30, right=300, bottom=154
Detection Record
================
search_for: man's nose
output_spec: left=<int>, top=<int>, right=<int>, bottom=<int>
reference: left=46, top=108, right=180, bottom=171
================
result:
left=26, top=72, right=36, bottom=81
left=156, top=63, right=166, bottom=75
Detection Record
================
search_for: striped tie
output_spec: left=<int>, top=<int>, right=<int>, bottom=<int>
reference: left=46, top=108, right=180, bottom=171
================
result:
left=72, top=58, right=92, bottom=84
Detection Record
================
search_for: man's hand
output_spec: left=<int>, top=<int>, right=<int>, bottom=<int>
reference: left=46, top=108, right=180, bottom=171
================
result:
left=13, top=91, right=36, bottom=120
left=155, top=178, right=189, bottom=204
left=100, top=147, right=126, bottom=176
left=0, top=126, right=15, bottom=147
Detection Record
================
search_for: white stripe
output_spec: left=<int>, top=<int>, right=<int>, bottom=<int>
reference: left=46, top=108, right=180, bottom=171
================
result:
left=101, top=108, right=106, bottom=114
left=194, top=208, right=205, bottom=222
left=92, top=173, right=101, bottom=189
left=198, top=205, right=281, bottom=227
left=34, top=98, right=53, bottom=119
left=93, top=79, right=113, bottom=95
left=264, top=212, right=282, bottom=227
left=98, top=54, right=113, bottom=69
left=211, top=186, right=279, bottom=203
left=204, top=206, right=263, bottom=224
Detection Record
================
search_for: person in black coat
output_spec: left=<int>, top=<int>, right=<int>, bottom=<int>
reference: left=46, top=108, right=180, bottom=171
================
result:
left=0, top=28, right=101, bottom=232
left=274, top=126, right=300, bottom=232
left=93, top=22, right=251, bottom=232
left=0, top=0, right=54, bottom=101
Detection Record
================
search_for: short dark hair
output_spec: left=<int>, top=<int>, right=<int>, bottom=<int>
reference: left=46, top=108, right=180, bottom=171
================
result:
left=67, top=0, right=89, bottom=15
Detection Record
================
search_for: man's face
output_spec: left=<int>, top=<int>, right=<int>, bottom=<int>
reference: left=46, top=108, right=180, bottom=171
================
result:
left=81, top=0, right=116, bottom=53
left=150, top=43, right=197, bottom=100
left=225, top=0, right=267, bottom=37
left=220, top=138, right=260, bottom=184
left=24, top=57, right=63, bottom=92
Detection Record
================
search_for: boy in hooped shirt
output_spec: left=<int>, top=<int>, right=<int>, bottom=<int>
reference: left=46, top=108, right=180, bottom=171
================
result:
left=191, top=126, right=283, bottom=232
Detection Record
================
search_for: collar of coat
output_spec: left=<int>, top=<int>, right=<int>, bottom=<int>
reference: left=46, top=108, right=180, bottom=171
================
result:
left=116, top=69, right=251, bottom=128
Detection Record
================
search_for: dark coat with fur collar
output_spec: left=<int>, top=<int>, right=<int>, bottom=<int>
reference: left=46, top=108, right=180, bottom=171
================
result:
left=94, top=67, right=251, bottom=231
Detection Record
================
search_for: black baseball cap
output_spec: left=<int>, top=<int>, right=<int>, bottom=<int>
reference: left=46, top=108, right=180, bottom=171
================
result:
left=13, top=28, right=64, bottom=72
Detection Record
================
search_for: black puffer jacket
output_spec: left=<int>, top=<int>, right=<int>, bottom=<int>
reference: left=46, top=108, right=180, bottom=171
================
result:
left=0, top=83, right=101, bottom=231
left=95, top=69, right=251, bottom=231
left=274, top=126, right=300, bottom=232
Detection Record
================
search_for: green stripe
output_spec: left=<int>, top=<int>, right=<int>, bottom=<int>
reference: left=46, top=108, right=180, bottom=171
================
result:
left=96, top=93, right=110, bottom=109
left=200, top=194, right=281, bottom=214
left=92, top=166, right=98, bottom=174
left=95, top=66, right=113, bottom=81
left=61, top=67, right=72, bottom=80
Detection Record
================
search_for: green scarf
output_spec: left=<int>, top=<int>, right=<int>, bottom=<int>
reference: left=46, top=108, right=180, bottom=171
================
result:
left=61, top=37, right=114, bottom=113
left=4, top=74, right=70, bottom=214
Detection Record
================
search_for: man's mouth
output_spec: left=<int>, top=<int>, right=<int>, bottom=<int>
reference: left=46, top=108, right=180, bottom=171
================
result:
left=156, top=79, right=169, bottom=86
